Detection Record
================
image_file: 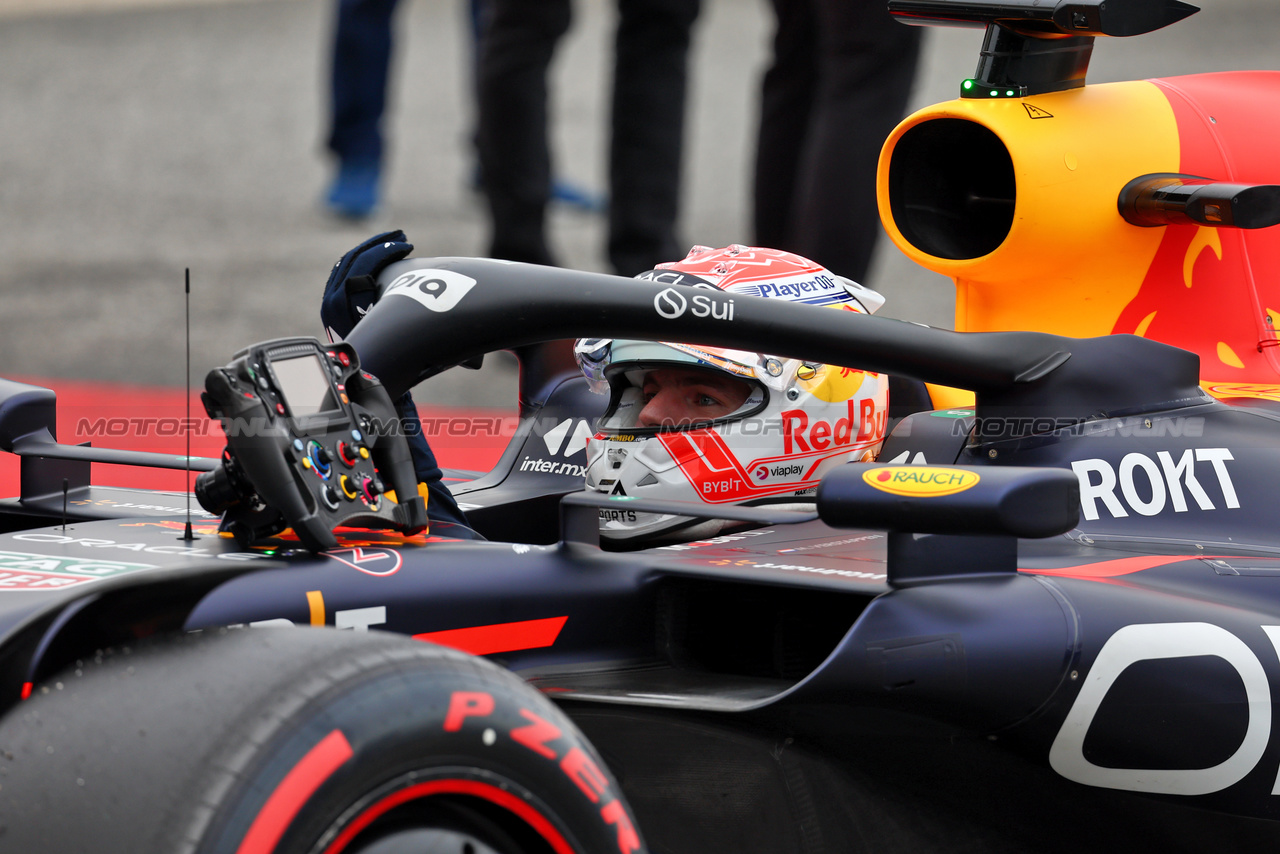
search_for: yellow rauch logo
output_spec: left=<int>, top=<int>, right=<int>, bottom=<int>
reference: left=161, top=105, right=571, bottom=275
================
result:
left=862, top=466, right=980, bottom=497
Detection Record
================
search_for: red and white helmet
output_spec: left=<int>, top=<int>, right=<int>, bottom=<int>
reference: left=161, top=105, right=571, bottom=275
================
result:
left=577, top=245, right=890, bottom=544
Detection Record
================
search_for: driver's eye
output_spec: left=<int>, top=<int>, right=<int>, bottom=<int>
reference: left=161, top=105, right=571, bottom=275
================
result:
left=696, top=394, right=721, bottom=408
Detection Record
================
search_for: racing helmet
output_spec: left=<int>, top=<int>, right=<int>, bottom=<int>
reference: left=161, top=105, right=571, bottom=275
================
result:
left=577, top=245, right=890, bottom=544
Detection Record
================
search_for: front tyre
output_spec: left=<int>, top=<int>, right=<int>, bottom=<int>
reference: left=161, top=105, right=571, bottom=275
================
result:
left=0, top=627, right=643, bottom=854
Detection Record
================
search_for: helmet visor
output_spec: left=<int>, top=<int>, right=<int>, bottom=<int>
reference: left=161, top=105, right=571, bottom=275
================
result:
left=598, top=362, right=767, bottom=435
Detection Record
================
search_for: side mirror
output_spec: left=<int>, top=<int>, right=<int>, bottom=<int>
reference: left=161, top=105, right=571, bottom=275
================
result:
left=818, top=463, right=1080, bottom=586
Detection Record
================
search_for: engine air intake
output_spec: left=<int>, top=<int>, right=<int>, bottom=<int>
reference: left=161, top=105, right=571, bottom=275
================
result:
left=887, top=118, right=1015, bottom=260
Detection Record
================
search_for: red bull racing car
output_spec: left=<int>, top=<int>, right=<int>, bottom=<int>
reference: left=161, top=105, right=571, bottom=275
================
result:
left=3, top=0, right=1280, bottom=851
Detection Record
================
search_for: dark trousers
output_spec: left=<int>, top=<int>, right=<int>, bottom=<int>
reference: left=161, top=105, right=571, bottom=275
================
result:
left=326, top=0, right=399, bottom=166
left=476, top=0, right=701, bottom=276
left=753, top=0, right=922, bottom=283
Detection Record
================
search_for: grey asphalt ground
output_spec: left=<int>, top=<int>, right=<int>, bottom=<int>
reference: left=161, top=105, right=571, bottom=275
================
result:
left=1, top=0, right=1277, bottom=408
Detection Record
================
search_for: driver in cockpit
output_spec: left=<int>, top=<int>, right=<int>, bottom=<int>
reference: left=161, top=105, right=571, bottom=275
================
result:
left=322, top=233, right=890, bottom=546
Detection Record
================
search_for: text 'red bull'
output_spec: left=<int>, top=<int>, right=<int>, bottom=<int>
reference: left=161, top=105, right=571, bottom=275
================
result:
left=781, top=399, right=884, bottom=455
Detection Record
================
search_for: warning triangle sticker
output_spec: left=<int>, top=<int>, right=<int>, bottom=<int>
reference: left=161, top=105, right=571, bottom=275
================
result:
left=1023, top=103, right=1053, bottom=120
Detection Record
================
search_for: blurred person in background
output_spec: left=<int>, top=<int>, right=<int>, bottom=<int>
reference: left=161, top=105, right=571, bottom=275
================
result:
left=323, top=0, right=602, bottom=219
left=753, top=0, right=922, bottom=284
left=323, top=0, right=406, bottom=218
left=475, top=0, right=701, bottom=276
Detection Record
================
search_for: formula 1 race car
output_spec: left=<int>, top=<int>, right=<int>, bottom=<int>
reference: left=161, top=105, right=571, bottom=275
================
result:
left=3, top=0, right=1280, bottom=852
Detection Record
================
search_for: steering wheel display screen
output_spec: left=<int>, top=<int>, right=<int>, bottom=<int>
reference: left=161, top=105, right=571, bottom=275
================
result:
left=271, top=354, right=341, bottom=417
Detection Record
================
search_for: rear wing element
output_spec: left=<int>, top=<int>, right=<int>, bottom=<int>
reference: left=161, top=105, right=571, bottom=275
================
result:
left=888, top=0, right=1198, bottom=97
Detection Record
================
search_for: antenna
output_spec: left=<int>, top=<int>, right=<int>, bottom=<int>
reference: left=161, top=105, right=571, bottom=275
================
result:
left=182, top=268, right=197, bottom=542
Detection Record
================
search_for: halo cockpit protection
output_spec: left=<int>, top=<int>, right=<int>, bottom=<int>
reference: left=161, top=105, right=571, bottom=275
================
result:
left=576, top=245, right=890, bottom=544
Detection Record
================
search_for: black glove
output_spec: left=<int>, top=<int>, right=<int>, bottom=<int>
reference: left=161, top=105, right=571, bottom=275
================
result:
left=319, top=232, right=482, bottom=538
left=321, top=230, right=414, bottom=341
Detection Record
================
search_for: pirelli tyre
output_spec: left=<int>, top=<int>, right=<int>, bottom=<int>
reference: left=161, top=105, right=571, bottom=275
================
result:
left=0, top=626, right=644, bottom=854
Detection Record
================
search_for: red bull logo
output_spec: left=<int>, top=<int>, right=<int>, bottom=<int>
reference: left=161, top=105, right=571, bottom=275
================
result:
left=782, top=399, right=885, bottom=455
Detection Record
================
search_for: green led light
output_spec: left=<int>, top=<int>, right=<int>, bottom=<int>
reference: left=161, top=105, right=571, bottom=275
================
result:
left=989, top=90, right=998, bottom=96
left=1006, top=90, right=1014, bottom=96
left=963, top=80, right=973, bottom=90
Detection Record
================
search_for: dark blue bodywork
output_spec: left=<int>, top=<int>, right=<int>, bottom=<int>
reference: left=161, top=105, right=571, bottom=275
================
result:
left=6, top=257, right=1280, bottom=850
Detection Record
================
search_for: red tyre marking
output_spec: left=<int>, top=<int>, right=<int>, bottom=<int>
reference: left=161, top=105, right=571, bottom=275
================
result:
left=560, top=747, right=608, bottom=804
left=443, top=691, right=495, bottom=731
left=236, top=728, right=354, bottom=854
left=321, top=778, right=576, bottom=854
left=414, top=616, right=568, bottom=655
left=510, top=708, right=563, bottom=759
left=600, top=799, right=642, bottom=854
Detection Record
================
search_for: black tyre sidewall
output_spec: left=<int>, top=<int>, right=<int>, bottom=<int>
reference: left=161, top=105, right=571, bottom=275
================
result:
left=0, top=628, right=643, bottom=854
left=193, top=640, right=641, bottom=854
